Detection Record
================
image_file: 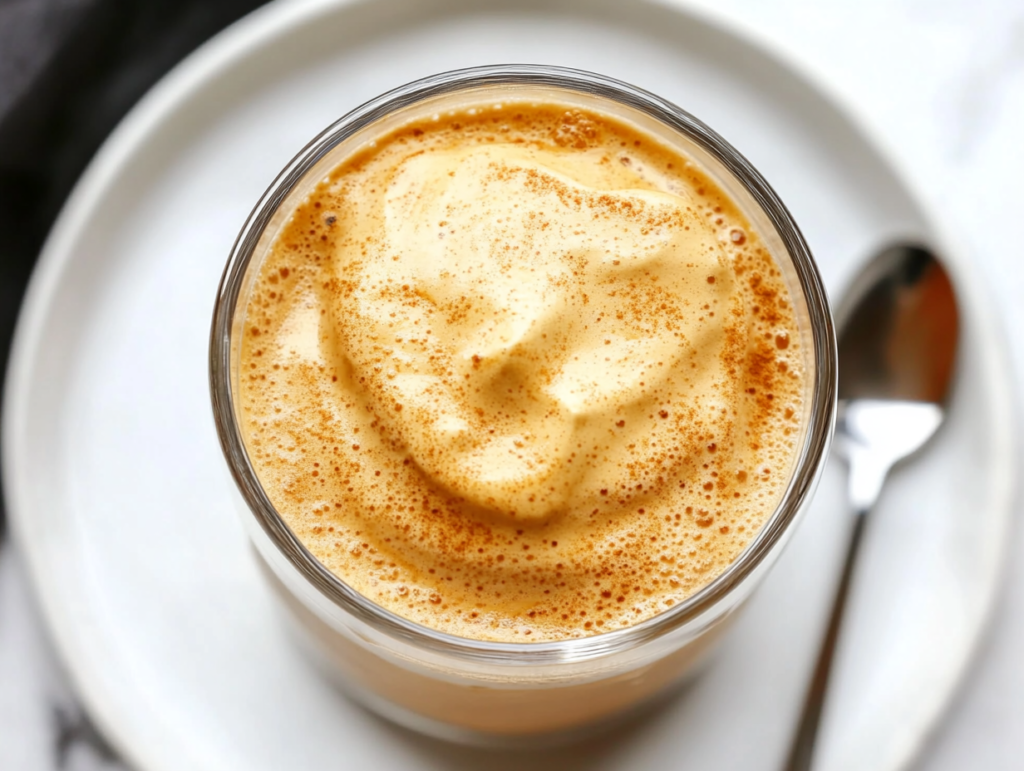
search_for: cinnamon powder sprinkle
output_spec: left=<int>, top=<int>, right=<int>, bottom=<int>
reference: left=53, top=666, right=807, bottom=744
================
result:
left=237, top=100, right=807, bottom=642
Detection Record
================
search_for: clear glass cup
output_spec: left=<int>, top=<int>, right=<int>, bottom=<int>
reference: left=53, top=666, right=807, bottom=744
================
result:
left=209, top=64, right=836, bottom=747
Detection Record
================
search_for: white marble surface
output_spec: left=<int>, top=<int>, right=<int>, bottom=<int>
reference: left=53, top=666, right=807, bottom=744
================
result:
left=1, top=0, right=1022, bottom=769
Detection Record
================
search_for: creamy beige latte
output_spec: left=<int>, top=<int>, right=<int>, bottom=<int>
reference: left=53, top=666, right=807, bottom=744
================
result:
left=237, top=101, right=805, bottom=643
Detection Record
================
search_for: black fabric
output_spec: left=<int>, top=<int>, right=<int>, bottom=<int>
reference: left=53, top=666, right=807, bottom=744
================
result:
left=0, top=0, right=271, bottom=537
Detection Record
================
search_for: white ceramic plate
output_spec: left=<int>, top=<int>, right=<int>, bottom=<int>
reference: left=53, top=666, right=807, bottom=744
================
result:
left=3, top=1, right=1015, bottom=770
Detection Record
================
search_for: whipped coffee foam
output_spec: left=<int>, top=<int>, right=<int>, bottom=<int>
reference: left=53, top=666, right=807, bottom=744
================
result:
left=238, top=103, right=807, bottom=642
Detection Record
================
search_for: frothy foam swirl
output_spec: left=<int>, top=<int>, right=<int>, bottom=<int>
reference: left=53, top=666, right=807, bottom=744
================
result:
left=334, top=145, right=733, bottom=521
left=239, top=103, right=807, bottom=642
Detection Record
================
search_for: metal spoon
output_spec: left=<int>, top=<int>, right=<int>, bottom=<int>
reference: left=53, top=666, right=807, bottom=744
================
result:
left=784, top=243, right=960, bottom=770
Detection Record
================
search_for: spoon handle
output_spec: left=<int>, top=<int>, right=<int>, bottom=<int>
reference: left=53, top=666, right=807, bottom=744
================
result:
left=783, top=507, right=869, bottom=771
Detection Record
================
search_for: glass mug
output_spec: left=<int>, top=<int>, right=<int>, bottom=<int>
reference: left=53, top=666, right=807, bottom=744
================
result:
left=210, top=65, right=836, bottom=746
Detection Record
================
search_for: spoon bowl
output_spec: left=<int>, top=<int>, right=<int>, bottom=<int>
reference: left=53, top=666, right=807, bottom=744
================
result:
left=837, top=244, right=959, bottom=404
left=834, top=244, right=959, bottom=509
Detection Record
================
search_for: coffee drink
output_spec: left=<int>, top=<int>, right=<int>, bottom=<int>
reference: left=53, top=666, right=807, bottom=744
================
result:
left=236, top=99, right=806, bottom=643
left=213, top=68, right=834, bottom=742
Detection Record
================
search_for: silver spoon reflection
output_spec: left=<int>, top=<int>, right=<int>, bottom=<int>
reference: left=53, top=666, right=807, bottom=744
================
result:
left=784, top=244, right=960, bottom=770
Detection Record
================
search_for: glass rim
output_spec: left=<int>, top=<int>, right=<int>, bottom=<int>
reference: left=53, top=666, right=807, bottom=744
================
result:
left=209, top=64, right=836, bottom=665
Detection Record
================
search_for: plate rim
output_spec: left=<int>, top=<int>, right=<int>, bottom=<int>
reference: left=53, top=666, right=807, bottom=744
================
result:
left=2, top=0, right=1017, bottom=769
